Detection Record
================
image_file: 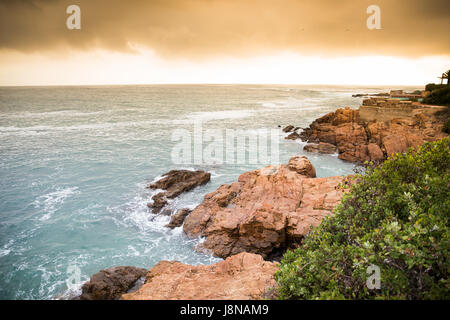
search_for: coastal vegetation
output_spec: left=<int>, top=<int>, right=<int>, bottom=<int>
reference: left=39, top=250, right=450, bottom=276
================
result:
left=426, top=82, right=450, bottom=133
left=423, top=83, right=450, bottom=107
left=275, top=138, right=450, bottom=299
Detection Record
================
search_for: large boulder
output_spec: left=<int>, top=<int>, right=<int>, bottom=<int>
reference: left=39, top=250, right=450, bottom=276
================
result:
left=121, top=252, right=278, bottom=300
left=79, top=266, right=147, bottom=300
left=183, top=156, right=347, bottom=259
left=288, top=155, right=316, bottom=177
left=147, top=170, right=210, bottom=213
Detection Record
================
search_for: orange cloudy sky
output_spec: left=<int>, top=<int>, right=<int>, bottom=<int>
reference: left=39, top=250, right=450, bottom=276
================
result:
left=0, top=0, right=449, bottom=86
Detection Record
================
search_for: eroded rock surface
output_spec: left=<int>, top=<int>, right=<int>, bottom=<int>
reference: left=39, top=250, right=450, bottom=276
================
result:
left=299, top=103, right=447, bottom=163
left=183, top=156, right=347, bottom=259
left=303, top=142, right=337, bottom=154
left=147, top=170, right=210, bottom=213
left=121, top=252, right=278, bottom=300
left=79, top=266, right=147, bottom=300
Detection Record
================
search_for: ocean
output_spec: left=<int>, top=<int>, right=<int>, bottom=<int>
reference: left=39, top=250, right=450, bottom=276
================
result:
left=0, top=84, right=393, bottom=299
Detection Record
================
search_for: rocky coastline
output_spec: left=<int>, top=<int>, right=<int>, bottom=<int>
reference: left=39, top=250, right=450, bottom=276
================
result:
left=122, top=252, right=278, bottom=300
left=182, top=156, right=347, bottom=260
left=76, top=155, right=350, bottom=300
left=284, top=98, right=447, bottom=163
left=75, top=97, right=448, bottom=300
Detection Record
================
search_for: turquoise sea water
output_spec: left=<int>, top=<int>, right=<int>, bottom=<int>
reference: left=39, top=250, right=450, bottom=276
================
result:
left=0, top=85, right=392, bottom=299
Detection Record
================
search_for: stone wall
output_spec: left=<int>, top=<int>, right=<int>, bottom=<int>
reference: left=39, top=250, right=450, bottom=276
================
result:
left=359, top=98, right=421, bottom=123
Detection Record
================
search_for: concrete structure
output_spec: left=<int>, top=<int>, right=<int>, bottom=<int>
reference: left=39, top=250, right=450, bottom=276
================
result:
left=359, top=97, right=446, bottom=123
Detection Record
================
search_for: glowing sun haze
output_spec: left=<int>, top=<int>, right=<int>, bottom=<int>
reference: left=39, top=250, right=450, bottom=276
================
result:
left=0, top=0, right=449, bottom=86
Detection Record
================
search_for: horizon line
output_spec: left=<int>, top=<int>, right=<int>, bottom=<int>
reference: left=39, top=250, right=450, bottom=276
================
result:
left=0, top=82, right=427, bottom=88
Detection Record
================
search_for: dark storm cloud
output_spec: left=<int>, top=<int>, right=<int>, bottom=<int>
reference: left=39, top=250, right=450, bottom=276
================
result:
left=0, top=0, right=449, bottom=57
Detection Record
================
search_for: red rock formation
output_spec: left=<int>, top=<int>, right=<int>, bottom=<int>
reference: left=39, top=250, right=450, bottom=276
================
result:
left=304, top=142, right=337, bottom=154
left=367, top=143, right=384, bottom=161
left=183, top=156, right=348, bottom=259
left=299, top=105, right=447, bottom=163
left=121, top=252, right=278, bottom=300
left=288, top=155, right=316, bottom=177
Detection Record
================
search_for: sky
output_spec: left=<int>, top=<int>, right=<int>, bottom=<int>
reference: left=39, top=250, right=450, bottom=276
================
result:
left=0, top=0, right=449, bottom=86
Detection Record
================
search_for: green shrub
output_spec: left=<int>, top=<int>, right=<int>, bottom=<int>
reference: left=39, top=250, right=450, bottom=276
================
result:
left=425, top=83, right=446, bottom=92
left=275, top=138, right=450, bottom=299
left=423, top=86, right=450, bottom=107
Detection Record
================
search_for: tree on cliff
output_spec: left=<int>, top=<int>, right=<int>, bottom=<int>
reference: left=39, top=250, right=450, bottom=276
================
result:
left=438, top=70, right=449, bottom=85
left=275, top=138, right=449, bottom=299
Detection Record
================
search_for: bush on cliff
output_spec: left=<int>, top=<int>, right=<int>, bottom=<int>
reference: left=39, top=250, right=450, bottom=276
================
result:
left=425, top=83, right=446, bottom=92
left=423, top=85, right=450, bottom=107
left=275, top=138, right=450, bottom=299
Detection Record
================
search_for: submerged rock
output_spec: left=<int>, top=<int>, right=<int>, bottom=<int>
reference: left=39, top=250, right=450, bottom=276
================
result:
left=79, top=266, right=147, bottom=300
left=165, top=208, right=192, bottom=229
left=285, top=131, right=301, bottom=140
left=148, top=192, right=168, bottom=214
left=147, top=170, right=210, bottom=213
left=122, top=252, right=277, bottom=300
left=282, top=125, right=295, bottom=133
left=183, top=156, right=347, bottom=260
